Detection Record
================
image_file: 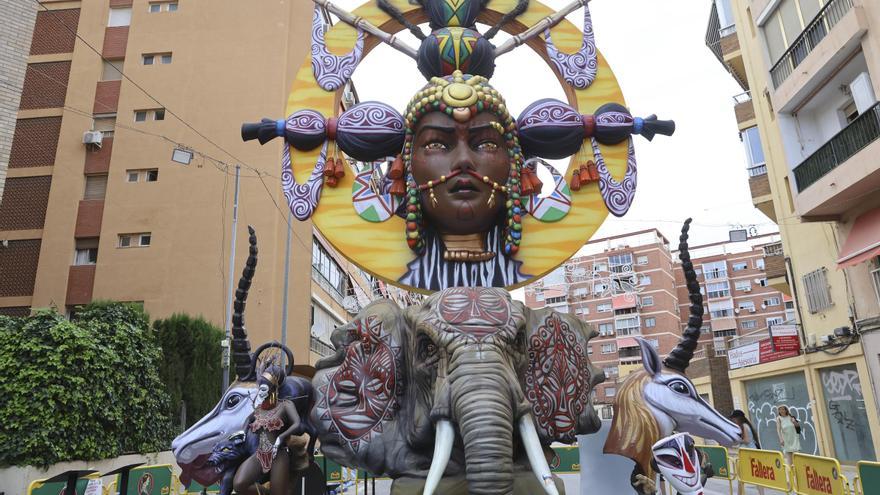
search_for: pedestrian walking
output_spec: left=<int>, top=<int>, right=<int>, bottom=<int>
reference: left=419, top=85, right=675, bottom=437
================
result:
left=729, top=410, right=764, bottom=495
left=776, top=405, right=801, bottom=465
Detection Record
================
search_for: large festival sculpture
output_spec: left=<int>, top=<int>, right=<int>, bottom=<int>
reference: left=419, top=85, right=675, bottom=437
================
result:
left=173, top=0, right=742, bottom=493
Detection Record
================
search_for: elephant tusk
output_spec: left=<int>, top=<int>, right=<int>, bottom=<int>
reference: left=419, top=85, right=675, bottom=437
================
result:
left=518, top=415, right=559, bottom=495
left=422, top=420, right=454, bottom=495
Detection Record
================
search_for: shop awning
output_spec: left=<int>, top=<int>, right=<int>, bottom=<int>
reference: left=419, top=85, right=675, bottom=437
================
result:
left=617, top=337, right=639, bottom=348
left=837, top=207, right=880, bottom=268
left=612, top=293, right=637, bottom=310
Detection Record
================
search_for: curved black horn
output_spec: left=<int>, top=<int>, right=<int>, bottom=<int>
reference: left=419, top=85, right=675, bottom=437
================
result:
left=664, top=218, right=704, bottom=372
left=231, top=226, right=258, bottom=381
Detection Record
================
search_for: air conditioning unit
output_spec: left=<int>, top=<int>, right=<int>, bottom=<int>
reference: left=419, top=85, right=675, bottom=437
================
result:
left=743, top=287, right=752, bottom=292
left=83, top=131, right=103, bottom=148
left=761, top=303, right=767, bottom=310
left=734, top=308, right=741, bottom=314
left=749, top=308, right=756, bottom=313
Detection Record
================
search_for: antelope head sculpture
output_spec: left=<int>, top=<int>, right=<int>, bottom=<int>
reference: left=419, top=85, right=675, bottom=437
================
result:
left=171, top=227, right=313, bottom=488
left=603, top=219, right=741, bottom=494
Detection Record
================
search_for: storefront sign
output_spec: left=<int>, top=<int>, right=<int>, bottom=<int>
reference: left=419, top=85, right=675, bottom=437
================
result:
left=728, top=341, right=760, bottom=369
left=737, top=448, right=789, bottom=491
left=760, top=338, right=800, bottom=363
left=770, top=324, right=801, bottom=352
left=792, top=453, right=847, bottom=495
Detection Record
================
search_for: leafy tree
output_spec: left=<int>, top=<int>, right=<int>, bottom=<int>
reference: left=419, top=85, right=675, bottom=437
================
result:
left=153, top=314, right=224, bottom=431
left=0, top=303, right=172, bottom=467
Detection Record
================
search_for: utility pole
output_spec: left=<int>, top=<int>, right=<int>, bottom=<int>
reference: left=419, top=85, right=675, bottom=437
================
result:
left=280, top=209, right=293, bottom=371
left=222, top=165, right=241, bottom=391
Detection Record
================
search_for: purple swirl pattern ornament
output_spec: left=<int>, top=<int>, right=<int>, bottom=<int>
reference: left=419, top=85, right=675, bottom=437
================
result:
left=517, top=99, right=582, bottom=130
left=281, top=141, right=326, bottom=221
left=592, top=137, right=637, bottom=217
left=337, top=102, right=404, bottom=135
left=311, top=6, right=365, bottom=92
left=595, top=110, right=632, bottom=129
left=543, top=5, right=598, bottom=89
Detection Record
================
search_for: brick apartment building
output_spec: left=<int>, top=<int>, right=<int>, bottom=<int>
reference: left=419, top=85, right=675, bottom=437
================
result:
left=524, top=229, right=790, bottom=416
left=0, top=0, right=421, bottom=368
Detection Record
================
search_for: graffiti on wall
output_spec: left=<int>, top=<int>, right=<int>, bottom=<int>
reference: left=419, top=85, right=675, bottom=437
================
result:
left=746, top=373, right=818, bottom=455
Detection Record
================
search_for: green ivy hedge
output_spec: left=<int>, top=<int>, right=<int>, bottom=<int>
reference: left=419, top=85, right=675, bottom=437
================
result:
left=0, top=303, right=173, bottom=467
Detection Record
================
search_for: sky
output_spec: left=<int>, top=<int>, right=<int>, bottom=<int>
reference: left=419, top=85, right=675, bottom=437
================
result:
left=336, top=0, right=775, bottom=250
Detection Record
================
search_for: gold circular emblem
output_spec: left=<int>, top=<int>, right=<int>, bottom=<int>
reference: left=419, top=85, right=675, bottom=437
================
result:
left=443, top=83, right=478, bottom=107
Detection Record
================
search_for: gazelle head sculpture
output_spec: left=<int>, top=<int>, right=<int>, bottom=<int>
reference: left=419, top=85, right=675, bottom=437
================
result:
left=603, top=219, right=741, bottom=494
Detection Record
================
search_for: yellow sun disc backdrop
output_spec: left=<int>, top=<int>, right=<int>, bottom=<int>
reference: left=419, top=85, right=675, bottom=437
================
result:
left=287, top=0, right=626, bottom=293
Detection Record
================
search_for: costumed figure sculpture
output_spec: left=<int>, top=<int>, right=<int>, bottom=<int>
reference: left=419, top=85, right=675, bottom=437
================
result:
left=171, top=228, right=314, bottom=494
left=603, top=220, right=742, bottom=495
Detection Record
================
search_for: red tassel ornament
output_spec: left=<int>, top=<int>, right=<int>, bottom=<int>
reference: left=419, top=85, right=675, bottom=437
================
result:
left=388, top=155, right=405, bottom=180
left=334, top=158, right=346, bottom=179
left=570, top=169, right=582, bottom=191
left=389, top=178, right=406, bottom=197
left=587, top=160, right=599, bottom=181
left=520, top=169, right=535, bottom=196
left=326, top=175, right=338, bottom=187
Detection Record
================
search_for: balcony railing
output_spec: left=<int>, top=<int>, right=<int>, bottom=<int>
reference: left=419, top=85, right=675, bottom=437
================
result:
left=769, top=0, right=855, bottom=88
left=705, top=2, right=723, bottom=65
left=310, top=335, right=335, bottom=357
left=793, top=102, right=880, bottom=192
left=747, top=164, right=767, bottom=177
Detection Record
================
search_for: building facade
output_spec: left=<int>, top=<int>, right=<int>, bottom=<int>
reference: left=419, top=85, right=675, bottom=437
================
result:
left=0, top=0, right=414, bottom=369
left=707, top=0, right=880, bottom=462
left=523, top=229, right=790, bottom=420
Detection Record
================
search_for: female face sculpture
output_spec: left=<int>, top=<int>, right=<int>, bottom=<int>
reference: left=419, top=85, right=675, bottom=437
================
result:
left=401, top=71, right=526, bottom=278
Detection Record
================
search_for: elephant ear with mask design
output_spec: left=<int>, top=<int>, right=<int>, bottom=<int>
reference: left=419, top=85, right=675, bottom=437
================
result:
left=603, top=219, right=742, bottom=495
left=311, top=287, right=606, bottom=495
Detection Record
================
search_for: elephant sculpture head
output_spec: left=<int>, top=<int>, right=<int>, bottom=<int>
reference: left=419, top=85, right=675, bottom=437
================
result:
left=311, top=287, right=604, bottom=495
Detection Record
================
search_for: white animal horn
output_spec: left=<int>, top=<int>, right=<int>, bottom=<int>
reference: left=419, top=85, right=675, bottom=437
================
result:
left=518, top=414, right=559, bottom=495
left=423, top=420, right=454, bottom=495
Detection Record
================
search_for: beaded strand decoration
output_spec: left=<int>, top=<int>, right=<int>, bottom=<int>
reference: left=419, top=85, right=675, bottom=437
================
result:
left=398, top=71, right=525, bottom=257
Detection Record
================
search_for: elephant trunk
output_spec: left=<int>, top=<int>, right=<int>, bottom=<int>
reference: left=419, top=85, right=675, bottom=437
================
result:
left=449, top=344, right=515, bottom=495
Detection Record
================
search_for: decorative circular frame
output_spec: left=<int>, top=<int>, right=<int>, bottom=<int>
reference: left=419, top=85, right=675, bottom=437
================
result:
left=287, top=0, right=627, bottom=293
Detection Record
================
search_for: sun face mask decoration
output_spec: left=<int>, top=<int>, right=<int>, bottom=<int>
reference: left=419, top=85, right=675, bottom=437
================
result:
left=241, top=0, right=676, bottom=293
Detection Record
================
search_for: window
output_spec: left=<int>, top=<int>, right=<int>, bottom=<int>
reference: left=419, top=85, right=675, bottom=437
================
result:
left=708, top=299, right=734, bottom=318
left=575, top=306, right=589, bottom=316
left=707, top=280, right=731, bottom=299
left=587, top=345, right=593, bottom=355
left=149, top=1, right=178, bottom=12
left=535, top=292, right=545, bottom=302
left=73, top=238, right=99, bottom=265
left=732, top=261, right=748, bottom=271
left=763, top=297, right=781, bottom=307
left=640, top=275, right=652, bottom=286
left=742, top=320, right=757, bottom=330
left=605, top=387, right=616, bottom=397
left=615, top=316, right=641, bottom=336
left=598, top=323, right=614, bottom=336
left=641, top=295, right=654, bottom=307
left=803, top=268, right=833, bottom=313
left=84, top=174, right=108, bottom=200
left=593, top=262, right=608, bottom=273
left=93, top=115, right=116, bottom=138
left=647, top=338, right=659, bottom=349
left=714, top=329, right=737, bottom=338
left=645, top=317, right=656, bottom=328
left=126, top=169, right=159, bottom=182
left=118, top=233, right=152, bottom=248
left=597, top=303, right=612, bottom=313
left=108, top=7, right=132, bottom=27
left=101, top=60, right=124, bottom=81
left=737, top=300, right=756, bottom=311
left=758, top=278, right=769, bottom=287
left=601, top=343, right=616, bottom=354
left=755, top=258, right=765, bottom=270
left=603, top=366, right=618, bottom=377
left=312, top=237, right=350, bottom=297
left=741, top=126, right=766, bottom=168
left=702, top=261, right=728, bottom=280
left=609, top=253, right=633, bottom=273
left=143, top=53, right=172, bottom=65
left=134, top=109, right=165, bottom=122
left=546, top=295, right=566, bottom=305
left=637, top=255, right=649, bottom=265
left=767, top=317, right=784, bottom=327
left=735, top=280, right=752, bottom=291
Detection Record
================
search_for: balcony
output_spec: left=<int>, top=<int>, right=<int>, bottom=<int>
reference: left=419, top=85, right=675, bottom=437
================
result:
left=310, top=335, right=335, bottom=358
left=792, top=102, right=880, bottom=219
left=770, top=0, right=867, bottom=112
left=706, top=2, right=748, bottom=90
left=733, top=91, right=755, bottom=129
left=66, top=264, right=95, bottom=306
left=746, top=165, right=776, bottom=221
left=763, top=242, right=790, bottom=295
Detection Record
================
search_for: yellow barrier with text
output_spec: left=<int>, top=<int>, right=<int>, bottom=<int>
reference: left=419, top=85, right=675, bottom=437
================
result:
left=791, top=453, right=849, bottom=495
left=737, top=448, right=790, bottom=492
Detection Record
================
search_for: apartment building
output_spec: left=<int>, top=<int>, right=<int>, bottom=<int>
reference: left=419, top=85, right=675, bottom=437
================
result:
left=523, top=229, right=789, bottom=419
left=0, top=0, right=412, bottom=369
left=707, top=0, right=880, bottom=461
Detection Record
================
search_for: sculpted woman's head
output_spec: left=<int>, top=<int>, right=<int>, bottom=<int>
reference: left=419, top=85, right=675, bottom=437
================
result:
left=401, top=71, right=524, bottom=262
